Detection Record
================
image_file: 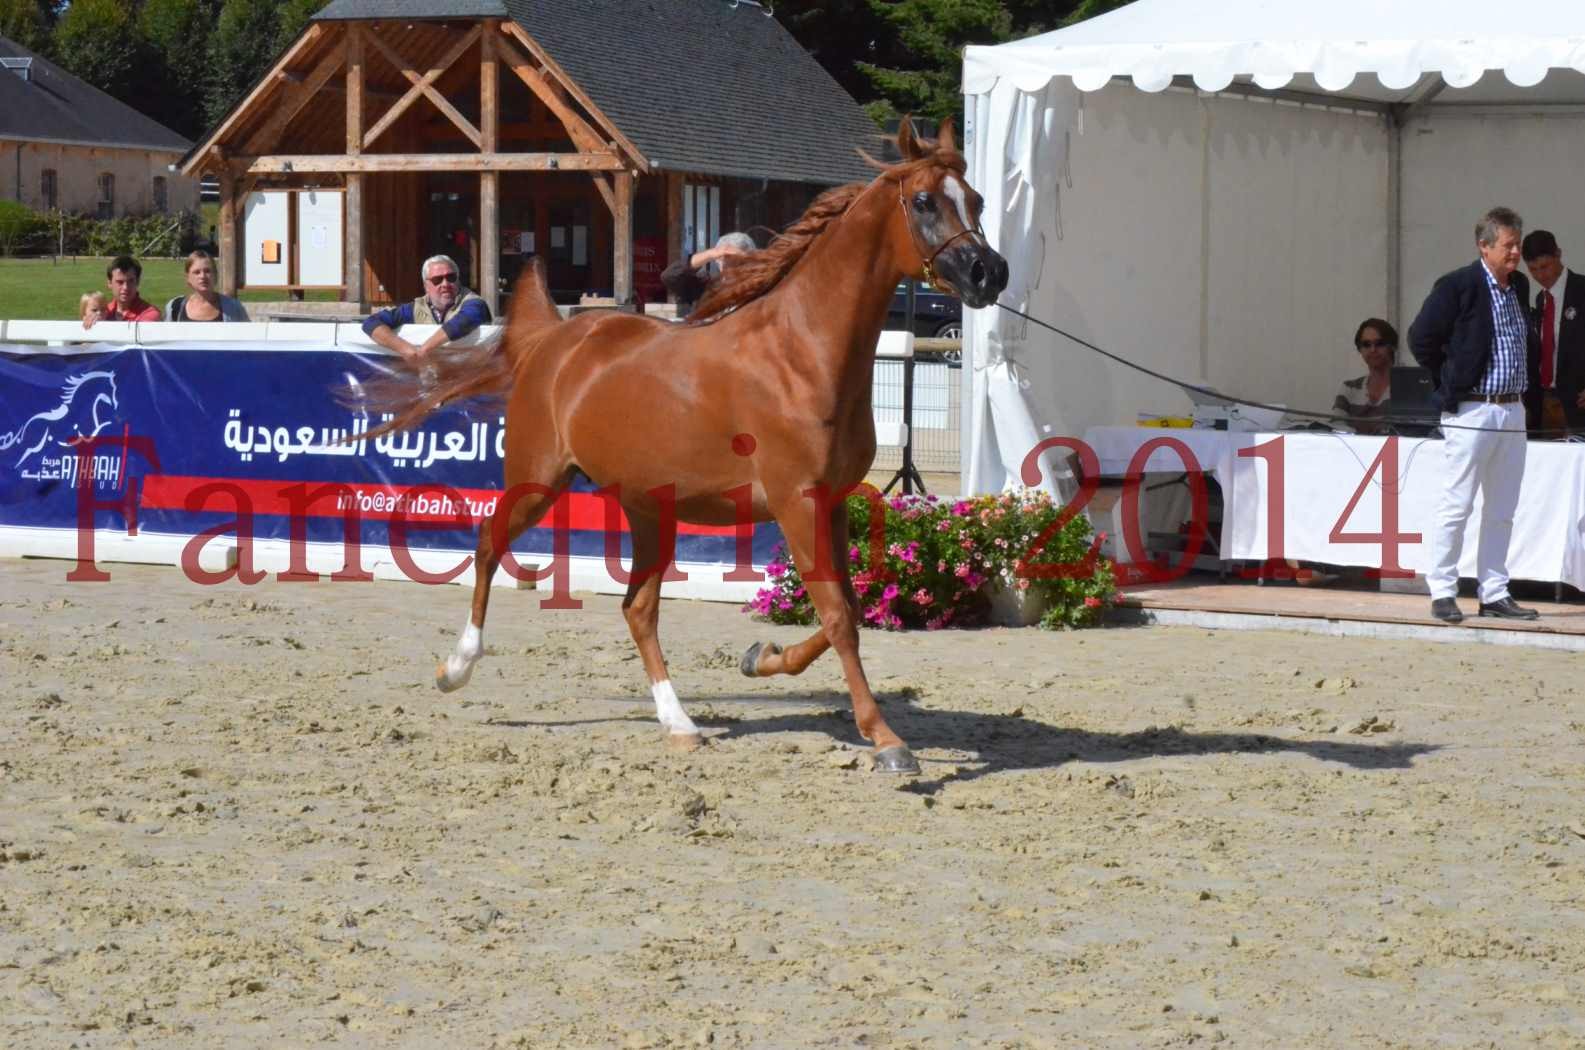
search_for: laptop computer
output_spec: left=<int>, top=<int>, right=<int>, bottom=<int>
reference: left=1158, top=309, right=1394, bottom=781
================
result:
left=1388, top=366, right=1441, bottom=436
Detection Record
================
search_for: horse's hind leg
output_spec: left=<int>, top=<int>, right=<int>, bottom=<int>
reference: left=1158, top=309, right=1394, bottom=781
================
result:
left=621, top=512, right=702, bottom=749
left=436, top=465, right=571, bottom=692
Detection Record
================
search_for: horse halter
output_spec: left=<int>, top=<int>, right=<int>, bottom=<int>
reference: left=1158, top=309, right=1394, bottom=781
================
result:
left=898, top=191, right=985, bottom=291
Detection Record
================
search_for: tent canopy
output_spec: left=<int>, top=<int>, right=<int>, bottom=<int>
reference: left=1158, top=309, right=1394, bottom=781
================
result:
left=965, top=0, right=1585, bottom=100
left=959, top=1, right=1585, bottom=495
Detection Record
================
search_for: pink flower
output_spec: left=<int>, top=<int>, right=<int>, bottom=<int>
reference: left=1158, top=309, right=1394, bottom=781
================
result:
left=937, top=559, right=947, bottom=572
left=849, top=545, right=862, bottom=563
left=882, top=583, right=900, bottom=601
left=954, top=564, right=971, bottom=578
left=1016, top=578, right=1031, bottom=591
left=766, top=561, right=787, bottom=579
left=1084, top=596, right=1102, bottom=608
left=913, top=587, right=932, bottom=606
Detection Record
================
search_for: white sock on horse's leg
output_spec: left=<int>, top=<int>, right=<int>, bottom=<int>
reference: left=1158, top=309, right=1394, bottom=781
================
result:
left=440, top=619, right=482, bottom=690
left=651, top=680, right=699, bottom=736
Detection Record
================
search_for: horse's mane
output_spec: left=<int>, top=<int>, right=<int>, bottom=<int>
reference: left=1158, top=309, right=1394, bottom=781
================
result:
left=61, top=371, right=114, bottom=402
left=690, top=129, right=966, bottom=323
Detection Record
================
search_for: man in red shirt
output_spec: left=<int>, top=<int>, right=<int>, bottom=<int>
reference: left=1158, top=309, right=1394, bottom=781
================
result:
left=94, top=255, right=160, bottom=324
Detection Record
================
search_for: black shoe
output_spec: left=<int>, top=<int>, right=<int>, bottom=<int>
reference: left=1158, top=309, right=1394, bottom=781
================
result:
left=1430, top=598, right=1463, bottom=623
left=1478, top=597, right=1539, bottom=620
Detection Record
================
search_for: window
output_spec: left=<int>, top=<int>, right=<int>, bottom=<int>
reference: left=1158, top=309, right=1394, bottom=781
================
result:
left=152, top=176, right=167, bottom=214
left=682, top=182, right=721, bottom=257
left=97, top=173, right=114, bottom=219
left=40, top=168, right=56, bottom=211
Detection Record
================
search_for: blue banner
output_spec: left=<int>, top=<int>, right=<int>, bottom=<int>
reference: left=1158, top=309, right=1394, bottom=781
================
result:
left=0, top=345, right=783, bottom=576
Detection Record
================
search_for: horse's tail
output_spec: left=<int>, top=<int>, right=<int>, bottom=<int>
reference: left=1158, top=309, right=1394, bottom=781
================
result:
left=341, top=259, right=563, bottom=442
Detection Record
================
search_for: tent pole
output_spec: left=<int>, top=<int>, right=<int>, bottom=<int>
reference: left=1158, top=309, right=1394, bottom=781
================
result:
left=1388, top=76, right=1446, bottom=326
left=1387, top=113, right=1402, bottom=329
left=1197, top=96, right=1212, bottom=384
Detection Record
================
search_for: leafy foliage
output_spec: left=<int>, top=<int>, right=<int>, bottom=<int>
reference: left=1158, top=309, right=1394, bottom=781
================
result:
left=746, top=490, right=1118, bottom=632
left=137, top=0, right=214, bottom=141
left=0, top=203, right=199, bottom=258
left=0, top=0, right=52, bottom=52
left=855, top=0, right=1011, bottom=126
left=204, top=0, right=292, bottom=129
left=51, top=0, right=145, bottom=104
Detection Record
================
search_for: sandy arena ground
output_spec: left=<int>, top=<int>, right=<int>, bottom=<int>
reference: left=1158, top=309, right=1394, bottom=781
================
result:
left=3, top=559, right=1584, bottom=1049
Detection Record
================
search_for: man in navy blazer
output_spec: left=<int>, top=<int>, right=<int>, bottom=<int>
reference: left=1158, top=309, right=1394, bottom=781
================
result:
left=1521, top=230, right=1585, bottom=435
left=1408, top=206, right=1540, bottom=624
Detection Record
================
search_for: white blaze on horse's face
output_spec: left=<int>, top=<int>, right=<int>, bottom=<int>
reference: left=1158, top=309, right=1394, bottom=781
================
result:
left=907, top=170, right=1006, bottom=308
left=941, top=175, right=975, bottom=231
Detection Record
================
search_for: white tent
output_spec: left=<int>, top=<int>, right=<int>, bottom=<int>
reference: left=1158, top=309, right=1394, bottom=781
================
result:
left=960, top=0, right=1585, bottom=493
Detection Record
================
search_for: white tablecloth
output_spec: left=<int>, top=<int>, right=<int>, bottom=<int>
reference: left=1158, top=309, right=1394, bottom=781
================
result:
left=1083, top=426, right=1585, bottom=588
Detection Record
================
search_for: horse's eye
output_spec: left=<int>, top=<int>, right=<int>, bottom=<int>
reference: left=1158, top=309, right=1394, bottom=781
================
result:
left=912, top=192, right=936, bottom=214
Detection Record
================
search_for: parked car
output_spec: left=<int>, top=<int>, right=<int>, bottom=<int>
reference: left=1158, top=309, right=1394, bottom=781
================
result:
left=884, top=282, right=962, bottom=364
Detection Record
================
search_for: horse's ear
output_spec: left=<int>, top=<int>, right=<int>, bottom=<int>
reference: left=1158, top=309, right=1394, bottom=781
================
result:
left=897, top=114, right=923, bottom=161
left=937, top=116, right=958, bottom=154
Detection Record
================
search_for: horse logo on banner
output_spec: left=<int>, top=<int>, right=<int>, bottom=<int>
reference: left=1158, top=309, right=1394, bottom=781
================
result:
left=1, top=370, right=120, bottom=469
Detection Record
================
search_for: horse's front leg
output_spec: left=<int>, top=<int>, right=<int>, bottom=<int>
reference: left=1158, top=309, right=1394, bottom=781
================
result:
left=768, top=491, right=918, bottom=774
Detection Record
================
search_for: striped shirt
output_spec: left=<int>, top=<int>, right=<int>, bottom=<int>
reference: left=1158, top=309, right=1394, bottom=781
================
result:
left=1476, top=262, right=1529, bottom=395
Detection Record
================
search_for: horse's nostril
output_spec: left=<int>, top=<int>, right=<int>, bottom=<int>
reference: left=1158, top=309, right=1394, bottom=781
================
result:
left=970, top=258, right=986, bottom=287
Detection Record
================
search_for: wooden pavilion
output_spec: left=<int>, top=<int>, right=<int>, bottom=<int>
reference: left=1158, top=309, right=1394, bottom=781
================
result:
left=180, top=0, right=880, bottom=313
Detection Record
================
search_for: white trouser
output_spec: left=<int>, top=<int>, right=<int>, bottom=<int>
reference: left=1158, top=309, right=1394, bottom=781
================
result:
left=1425, top=399, right=1527, bottom=603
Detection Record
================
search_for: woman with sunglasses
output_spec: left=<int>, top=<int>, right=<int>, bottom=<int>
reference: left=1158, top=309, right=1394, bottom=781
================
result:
left=361, top=254, right=493, bottom=361
left=1333, top=317, right=1398, bottom=435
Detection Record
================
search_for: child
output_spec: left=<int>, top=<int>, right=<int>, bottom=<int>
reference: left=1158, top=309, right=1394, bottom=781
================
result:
left=80, top=291, right=107, bottom=329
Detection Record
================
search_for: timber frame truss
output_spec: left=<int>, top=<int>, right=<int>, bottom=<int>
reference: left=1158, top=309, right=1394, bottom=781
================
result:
left=183, top=18, right=649, bottom=307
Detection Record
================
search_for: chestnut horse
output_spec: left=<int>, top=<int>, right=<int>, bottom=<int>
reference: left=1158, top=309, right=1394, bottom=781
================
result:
left=365, top=119, right=1007, bottom=773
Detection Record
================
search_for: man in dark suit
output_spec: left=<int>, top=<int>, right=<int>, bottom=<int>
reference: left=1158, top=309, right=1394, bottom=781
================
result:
left=1408, top=205, right=1540, bottom=624
left=1521, top=230, right=1585, bottom=435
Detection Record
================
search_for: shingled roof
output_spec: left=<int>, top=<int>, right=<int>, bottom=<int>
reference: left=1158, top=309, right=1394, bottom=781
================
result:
left=310, top=0, right=882, bottom=185
left=0, top=36, right=192, bottom=152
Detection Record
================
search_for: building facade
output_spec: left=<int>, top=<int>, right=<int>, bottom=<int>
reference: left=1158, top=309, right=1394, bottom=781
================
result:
left=181, top=0, right=881, bottom=310
left=1, top=39, right=197, bottom=219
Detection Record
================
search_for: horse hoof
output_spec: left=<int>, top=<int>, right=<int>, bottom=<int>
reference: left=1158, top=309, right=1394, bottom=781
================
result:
left=740, top=641, right=781, bottom=677
left=872, top=746, right=921, bottom=775
left=434, top=661, right=469, bottom=693
left=666, top=732, right=704, bottom=753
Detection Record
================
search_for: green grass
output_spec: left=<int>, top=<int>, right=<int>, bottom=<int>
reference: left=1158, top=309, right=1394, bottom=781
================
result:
left=0, top=256, right=339, bottom=321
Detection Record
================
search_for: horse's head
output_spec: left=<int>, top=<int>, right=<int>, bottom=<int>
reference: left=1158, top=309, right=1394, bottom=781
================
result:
left=889, top=117, right=1008, bottom=309
left=60, top=370, right=119, bottom=442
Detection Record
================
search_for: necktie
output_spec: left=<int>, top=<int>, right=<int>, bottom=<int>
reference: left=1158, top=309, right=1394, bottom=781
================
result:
left=1541, top=289, right=1556, bottom=389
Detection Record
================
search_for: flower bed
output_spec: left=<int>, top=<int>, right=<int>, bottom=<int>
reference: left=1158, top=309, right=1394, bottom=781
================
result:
left=745, top=489, right=1118, bottom=631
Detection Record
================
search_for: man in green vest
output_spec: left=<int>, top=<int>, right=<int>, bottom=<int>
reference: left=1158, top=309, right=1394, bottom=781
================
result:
left=362, top=254, right=493, bottom=360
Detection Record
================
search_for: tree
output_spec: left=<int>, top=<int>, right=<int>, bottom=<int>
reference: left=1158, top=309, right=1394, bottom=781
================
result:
left=0, top=0, right=51, bottom=53
left=855, top=0, right=1013, bottom=125
left=273, top=0, right=327, bottom=54
left=51, top=0, right=148, bottom=102
left=1059, top=0, right=1129, bottom=25
left=772, top=0, right=894, bottom=114
left=138, top=0, right=211, bottom=138
left=203, top=0, right=281, bottom=129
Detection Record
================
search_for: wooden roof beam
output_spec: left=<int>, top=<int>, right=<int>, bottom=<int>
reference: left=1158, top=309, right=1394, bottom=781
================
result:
left=241, top=152, right=625, bottom=173
left=500, top=21, right=647, bottom=172
left=495, top=32, right=603, bottom=156
left=362, top=25, right=483, bottom=151
left=183, top=23, right=325, bottom=175
left=242, top=41, right=347, bottom=155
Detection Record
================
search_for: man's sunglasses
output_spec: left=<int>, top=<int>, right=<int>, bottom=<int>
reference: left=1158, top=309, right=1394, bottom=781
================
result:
left=427, top=272, right=459, bottom=286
